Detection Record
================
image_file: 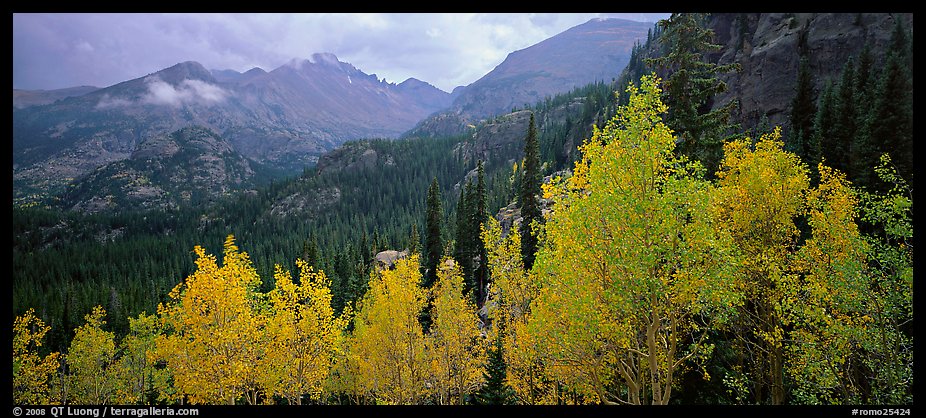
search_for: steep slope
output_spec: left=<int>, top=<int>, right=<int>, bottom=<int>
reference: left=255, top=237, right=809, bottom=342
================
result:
left=706, top=13, right=913, bottom=134
left=13, top=55, right=451, bottom=201
left=63, top=126, right=258, bottom=213
left=405, top=17, right=653, bottom=137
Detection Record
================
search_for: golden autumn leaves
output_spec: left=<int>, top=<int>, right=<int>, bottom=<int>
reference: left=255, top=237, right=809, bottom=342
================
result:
left=14, top=74, right=911, bottom=405
left=478, top=75, right=910, bottom=405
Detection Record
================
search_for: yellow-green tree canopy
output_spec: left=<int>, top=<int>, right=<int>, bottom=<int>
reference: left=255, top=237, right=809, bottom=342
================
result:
left=153, top=235, right=264, bottom=405
left=345, top=255, right=430, bottom=404
left=525, top=74, right=739, bottom=405
left=13, top=309, right=61, bottom=405
left=261, top=260, right=350, bottom=404
left=427, top=258, right=487, bottom=404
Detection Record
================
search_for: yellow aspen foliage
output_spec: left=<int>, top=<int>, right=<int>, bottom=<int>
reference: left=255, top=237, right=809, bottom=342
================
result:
left=480, top=218, right=556, bottom=404
left=345, top=255, right=430, bottom=404
left=261, top=260, right=350, bottom=404
left=13, top=309, right=62, bottom=405
left=427, top=258, right=487, bottom=405
left=153, top=235, right=264, bottom=405
left=524, top=74, right=739, bottom=405
left=67, top=306, right=119, bottom=404
left=783, top=164, right=874, bottom=404
left=712, top=128, right=809, bottom=405
left=112, top=312, right=160, bottom=404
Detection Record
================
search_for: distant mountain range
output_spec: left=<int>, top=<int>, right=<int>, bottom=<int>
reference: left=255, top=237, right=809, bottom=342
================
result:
left=13, top=17, right=657, bottom=204
left=405, top=18, right=654, bottom=137
left=13, top=53, right=451, bottom=197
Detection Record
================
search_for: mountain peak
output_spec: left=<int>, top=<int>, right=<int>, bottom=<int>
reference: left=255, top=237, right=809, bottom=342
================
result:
left=310, top=52, right=341, bottom=66
left=155, top=61, right=215, bottom=84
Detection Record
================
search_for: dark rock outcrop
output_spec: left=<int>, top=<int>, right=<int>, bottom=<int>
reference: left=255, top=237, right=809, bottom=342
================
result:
left=707, top=13, right=913, bottom=135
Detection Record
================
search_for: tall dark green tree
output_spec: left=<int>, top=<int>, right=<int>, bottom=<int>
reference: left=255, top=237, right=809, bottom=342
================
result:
left=645, top=12, right=740, bottom=175
left=814, top=82, right=837, bottom=175
left=788, top=57, right=817, bottom=168
left=424, top=177, right=444, bottom=288
left=455, top=180, right=475, bottom=292
left=472, top=160, right=489, bottom=306
left=851, top=44, right=877, bottom=189
left=302, top=234, right=319, bottom=269
left=831, top=58, right=857, bottom=177
left=869, top=52, right=913, bottom=187
left=472, top=335, right=516, bottom=405
left=520, top=113, right=542, bottom=271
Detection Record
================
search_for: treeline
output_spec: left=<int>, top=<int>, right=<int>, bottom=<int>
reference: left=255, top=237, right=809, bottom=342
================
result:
left=14, top=76, right=912, bottom=405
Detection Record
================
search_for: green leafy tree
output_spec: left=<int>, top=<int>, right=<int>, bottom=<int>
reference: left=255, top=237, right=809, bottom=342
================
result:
left=526, top=75, right=739, bottom=405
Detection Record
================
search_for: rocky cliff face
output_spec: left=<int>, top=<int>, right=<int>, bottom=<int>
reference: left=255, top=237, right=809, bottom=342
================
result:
left=707, top=13, right=913, bottom=134
left=64, top=126, right=257, bottom=213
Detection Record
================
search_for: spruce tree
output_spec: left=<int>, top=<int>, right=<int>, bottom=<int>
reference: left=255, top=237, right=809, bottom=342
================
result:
left=832, top=59, right=857, bottom=177
left=789, top=57, right=817, bottom=166
left=645, top=12, right=740, bottom=175
left=473, top=335, right=516, bottom=405
left=869, top=52, right=913, bottom=187
left=302, top=234, right=319, bottom=269
left=455, top=181, right=474, bottom=293
left=472, top=160, right=489, bottom=306
left=424, top=177, right=443, bottom=288
left=851, top=44, right=877, bottom=189
left=813, top=82, right=836, bottom=183
left=520, top=113, right=542, bottom=271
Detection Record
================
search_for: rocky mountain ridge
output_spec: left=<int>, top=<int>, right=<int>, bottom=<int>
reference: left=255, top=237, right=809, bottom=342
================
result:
left=13, top=55, right=451, bottom=200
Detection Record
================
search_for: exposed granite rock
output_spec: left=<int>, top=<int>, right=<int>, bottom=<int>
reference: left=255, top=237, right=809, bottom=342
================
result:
left=374, top=249, right=410, bottom=270
left=707, top=13, right=914, bottom=135
left=268, top=187, right=341, bottom=218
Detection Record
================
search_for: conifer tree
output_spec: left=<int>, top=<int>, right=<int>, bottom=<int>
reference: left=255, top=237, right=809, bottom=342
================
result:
left=472, top=160, right=490, bottom=306
left=831, top=59, right=857, bottom=176
left=851, top=44, right=877, bottom=189
left=789, top=57, right=817, bottom=167
left=869, top=30, right=913, bottom=187
left=473, top=335, right=516, bottom=405
left=813, top=82, right=837, bottom=179
left=520, top=113, right=542, bottom=271
left=646, top=12, right=740, bottom=175
left=454, top=181, right=474, bottom=293
left=424, top=178, right=444, bottom=288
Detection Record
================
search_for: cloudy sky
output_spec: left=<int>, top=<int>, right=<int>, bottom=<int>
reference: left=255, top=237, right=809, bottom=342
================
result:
left=13, top=13, right=669, bottom=92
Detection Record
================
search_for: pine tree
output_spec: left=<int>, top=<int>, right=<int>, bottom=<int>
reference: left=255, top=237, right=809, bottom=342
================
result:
left=645, top=12, right=741, bottom=175
left=473, top=335, right=516, bottom=405
left=454, top=181, right=474, bottom=294
left=869, top=51, right=913, bottom=187
left=851, top=44, right=877, bottom=189
left=813, top=82, right=836, bottom=182
left=424, top=178, right=444, bottom=288
left=472, top=160, right=490, bottom=307
left=789, top=57, right=817, bottom=166
left=302, top=234, right=319, bottom=269
left=520, top=113, right=542, bottom=271
left=408, top=223, right=420, bottom=256
left=831, top=59, right=857, bottom=177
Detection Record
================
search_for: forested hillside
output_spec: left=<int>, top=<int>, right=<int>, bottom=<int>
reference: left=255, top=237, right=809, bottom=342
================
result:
left=13, top=13, right=912, bottom=407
